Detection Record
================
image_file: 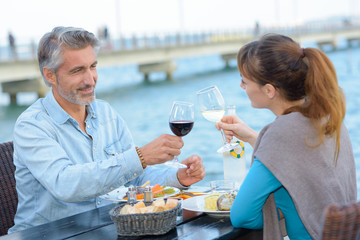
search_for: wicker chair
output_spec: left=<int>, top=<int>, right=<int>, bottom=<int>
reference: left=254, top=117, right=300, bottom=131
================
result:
left=0, top=141, right=17, bottom=236
left=320, top=201, right=360, bottom=240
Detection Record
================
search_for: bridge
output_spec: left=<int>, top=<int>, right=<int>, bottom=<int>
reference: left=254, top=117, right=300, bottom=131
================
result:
left=1, top=20, right=360, bottom=104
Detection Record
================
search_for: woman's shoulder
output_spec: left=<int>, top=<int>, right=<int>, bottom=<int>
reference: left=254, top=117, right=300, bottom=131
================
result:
left=261, top=112, right=311, bottom=138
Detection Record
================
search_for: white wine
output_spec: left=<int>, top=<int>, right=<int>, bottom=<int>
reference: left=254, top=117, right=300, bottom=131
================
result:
left=201, top=110, right=225, bottom=122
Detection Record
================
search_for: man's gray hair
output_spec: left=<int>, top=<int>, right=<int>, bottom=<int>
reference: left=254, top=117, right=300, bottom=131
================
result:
left=38, top=26, right=100, bottom=87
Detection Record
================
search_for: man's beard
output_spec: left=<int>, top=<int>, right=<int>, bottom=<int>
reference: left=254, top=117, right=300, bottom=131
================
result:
left=57, top=81, right=95, bottom=105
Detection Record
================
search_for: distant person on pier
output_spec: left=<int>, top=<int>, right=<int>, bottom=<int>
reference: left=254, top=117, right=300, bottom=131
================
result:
left=97, top=25, right=112, bottom=50
left=8, top=31, right=17, bottom=59
left=9, top=26, right=205, bottom=233
left=254, top=21, right=260, bottom=36
left=217, top=34, right=356, bottom=239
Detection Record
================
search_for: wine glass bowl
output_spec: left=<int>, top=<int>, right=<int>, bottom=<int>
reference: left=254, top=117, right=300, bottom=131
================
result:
left=166, top=101, right=194, bottom=168
left=197, top=86, right=238, bottom=153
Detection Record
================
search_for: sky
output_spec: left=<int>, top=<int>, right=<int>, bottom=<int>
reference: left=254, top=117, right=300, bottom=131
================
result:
left=0, top=0, right=359, bottom=45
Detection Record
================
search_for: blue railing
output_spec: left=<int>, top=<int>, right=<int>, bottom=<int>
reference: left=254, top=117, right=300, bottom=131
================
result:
left=1, top=18, right=359, bottom=62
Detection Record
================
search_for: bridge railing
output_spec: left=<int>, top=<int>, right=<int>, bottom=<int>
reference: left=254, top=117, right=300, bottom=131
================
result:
left=1, top=18, right=359, bottom=62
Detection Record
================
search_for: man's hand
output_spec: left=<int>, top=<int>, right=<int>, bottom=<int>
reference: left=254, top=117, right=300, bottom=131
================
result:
left=140, top=134, right=184, bottom=166
left=177, top=155, right=205, bottom=186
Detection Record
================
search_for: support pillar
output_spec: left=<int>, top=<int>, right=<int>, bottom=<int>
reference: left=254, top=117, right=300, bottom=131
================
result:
left=221, top=53, right=237, bottom=68
left=138, top=61, right=177, bottom=82
left=2, top=77, right=49, bottom=104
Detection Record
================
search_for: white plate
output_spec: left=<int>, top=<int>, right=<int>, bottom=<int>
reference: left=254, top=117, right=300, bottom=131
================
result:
left=99, top=186, right=180, bottom=203
left=182, top=195, right=230, bottom=217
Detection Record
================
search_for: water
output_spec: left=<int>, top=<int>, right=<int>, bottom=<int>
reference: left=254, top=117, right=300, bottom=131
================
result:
left=1, top=48, right=360, bottom=198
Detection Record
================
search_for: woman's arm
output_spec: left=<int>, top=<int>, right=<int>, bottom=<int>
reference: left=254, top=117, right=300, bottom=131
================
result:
left=230, top=158, right=282, bottom=229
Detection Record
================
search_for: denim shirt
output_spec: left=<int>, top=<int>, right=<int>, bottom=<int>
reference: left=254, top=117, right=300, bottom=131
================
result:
left=9, top=91, right=183, bottom=233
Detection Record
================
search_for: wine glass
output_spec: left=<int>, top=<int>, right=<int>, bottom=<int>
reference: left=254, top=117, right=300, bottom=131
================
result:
left=165, top=101, right=195, bottom=168
left=197, top=85, right=238, bottom=153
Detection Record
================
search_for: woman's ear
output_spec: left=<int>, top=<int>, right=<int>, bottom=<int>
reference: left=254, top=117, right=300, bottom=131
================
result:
left=43, top=67, right=56, bottom=85
left=263, top=83, right=277, bottom=99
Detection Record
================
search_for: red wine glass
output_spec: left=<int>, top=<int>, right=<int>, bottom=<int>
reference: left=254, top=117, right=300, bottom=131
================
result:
left=165, top=101, right=194, bottom=168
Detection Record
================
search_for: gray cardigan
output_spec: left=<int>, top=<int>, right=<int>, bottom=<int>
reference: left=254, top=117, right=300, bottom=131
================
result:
left=252, top=112, right=356, bottom=239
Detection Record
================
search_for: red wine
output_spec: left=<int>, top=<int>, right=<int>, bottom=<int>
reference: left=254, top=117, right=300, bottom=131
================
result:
left=169, top=120, right=194, bottom=137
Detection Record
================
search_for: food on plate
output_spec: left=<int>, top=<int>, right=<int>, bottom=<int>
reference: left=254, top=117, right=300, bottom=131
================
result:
left=118, top=198, right=179, bottom=215
left=204, top=192, right=236, bottom=211
left=204, top=193, right=222, bottom=211
left=173, top=191, right=207, bottom=200
left=216, top=193, right=236, bottom=211
left=122, top=184, right=175, bottom=200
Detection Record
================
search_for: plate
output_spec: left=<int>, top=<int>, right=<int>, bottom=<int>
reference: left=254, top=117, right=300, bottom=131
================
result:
left=100, top=186, right=180, bottom=203
left=182, top=195, right=230, bottom=217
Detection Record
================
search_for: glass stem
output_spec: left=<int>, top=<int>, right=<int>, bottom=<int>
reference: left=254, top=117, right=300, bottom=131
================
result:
left=220, top=129, right=228, bottom=145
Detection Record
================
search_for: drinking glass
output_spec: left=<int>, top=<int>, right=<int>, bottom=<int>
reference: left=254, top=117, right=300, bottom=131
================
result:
left=210, top=180, right=239, bottom=194
left=165, top=101, right=194, bottom=168
left=197, top=85, right=238, bottom=153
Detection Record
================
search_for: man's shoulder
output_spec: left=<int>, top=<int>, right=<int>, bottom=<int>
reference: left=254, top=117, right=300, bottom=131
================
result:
left=16, top=99, right=47, bottom=123
left=92, top=99, right=120, bottom=119
left=92, top=99, right=115, bottom=113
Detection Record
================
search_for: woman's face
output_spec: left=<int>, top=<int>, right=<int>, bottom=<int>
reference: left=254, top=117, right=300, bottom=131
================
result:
left=240, top=75, right=269, bottom=109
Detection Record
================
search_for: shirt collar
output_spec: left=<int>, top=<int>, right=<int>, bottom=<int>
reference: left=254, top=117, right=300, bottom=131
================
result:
left=43, top=90, right=97, bottom=124
left=86, top=102, right=96, bottom=120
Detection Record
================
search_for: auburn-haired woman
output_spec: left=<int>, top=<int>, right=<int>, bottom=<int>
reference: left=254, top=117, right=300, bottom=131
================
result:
left=217, top=34, right=356, bottom=239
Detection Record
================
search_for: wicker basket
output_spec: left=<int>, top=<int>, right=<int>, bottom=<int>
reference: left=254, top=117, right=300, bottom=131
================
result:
left=109, top=201, right=181, bottom=236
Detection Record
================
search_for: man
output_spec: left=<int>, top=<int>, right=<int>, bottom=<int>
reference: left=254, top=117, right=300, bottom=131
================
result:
left=9, top=27, right=205, bottom=233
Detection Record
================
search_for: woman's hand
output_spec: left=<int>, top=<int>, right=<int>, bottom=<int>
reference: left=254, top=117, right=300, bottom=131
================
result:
left=216, top=115, right=258, bottom=147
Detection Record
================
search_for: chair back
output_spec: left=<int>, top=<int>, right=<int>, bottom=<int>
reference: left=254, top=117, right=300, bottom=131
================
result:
left=0, top=141, right=17, bottom=236
left=320, top=201, right=360, bottom=240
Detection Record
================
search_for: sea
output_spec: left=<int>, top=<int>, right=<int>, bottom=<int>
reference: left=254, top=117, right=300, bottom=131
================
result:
left=1, top=46, right=360, bottom=199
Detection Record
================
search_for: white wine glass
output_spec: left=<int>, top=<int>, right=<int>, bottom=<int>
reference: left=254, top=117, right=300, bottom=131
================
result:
left=165, top=101, right=195, bottom=168
left=197, top=85, right=238, bottom=153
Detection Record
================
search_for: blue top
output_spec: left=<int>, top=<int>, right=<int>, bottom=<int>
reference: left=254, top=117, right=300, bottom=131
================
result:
left=230, top=158, right=312, bottom=240
left=9, top=91, right=184, bottom=233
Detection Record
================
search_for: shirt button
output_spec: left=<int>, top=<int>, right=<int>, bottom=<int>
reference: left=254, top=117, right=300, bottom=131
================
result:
left=97, top=201, right=101, bottom=205
left=134, top=173, right=137, bottom=177
left=87, top=125, right=90, bottom=128
left=110, top=187, right=114, bottom=190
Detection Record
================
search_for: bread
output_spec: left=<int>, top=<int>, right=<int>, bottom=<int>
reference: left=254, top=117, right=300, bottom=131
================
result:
left=139, top=206, right=153, bottom=213
left=153, top=199, right=166, bottom=207
left=119, top=204, right=132, bottom=215
left=119, top=198, right=177, bottom=214
left=134, top=201, right=145, bottom=209
left=165, top=198, right=178, bottom=210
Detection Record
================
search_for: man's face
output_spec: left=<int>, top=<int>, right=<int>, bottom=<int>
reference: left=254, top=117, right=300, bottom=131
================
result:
left=53, top=45, right=98, bottom=106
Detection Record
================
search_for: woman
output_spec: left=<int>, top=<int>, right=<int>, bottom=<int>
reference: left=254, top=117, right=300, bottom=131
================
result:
left=217, top=34, right=356, bottom=239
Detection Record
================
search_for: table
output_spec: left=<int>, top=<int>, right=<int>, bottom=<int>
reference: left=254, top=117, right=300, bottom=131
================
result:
left=1, top=203, right=263, bottom=240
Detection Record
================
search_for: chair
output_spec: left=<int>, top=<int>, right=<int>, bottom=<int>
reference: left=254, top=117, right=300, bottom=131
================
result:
left=0, top=141, right=17, bottom=236
left=319, top=201, right=360, bottom=240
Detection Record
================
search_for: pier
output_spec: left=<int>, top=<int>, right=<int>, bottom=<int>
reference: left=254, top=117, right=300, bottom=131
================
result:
left=1, top=20, right=360, bottom=104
